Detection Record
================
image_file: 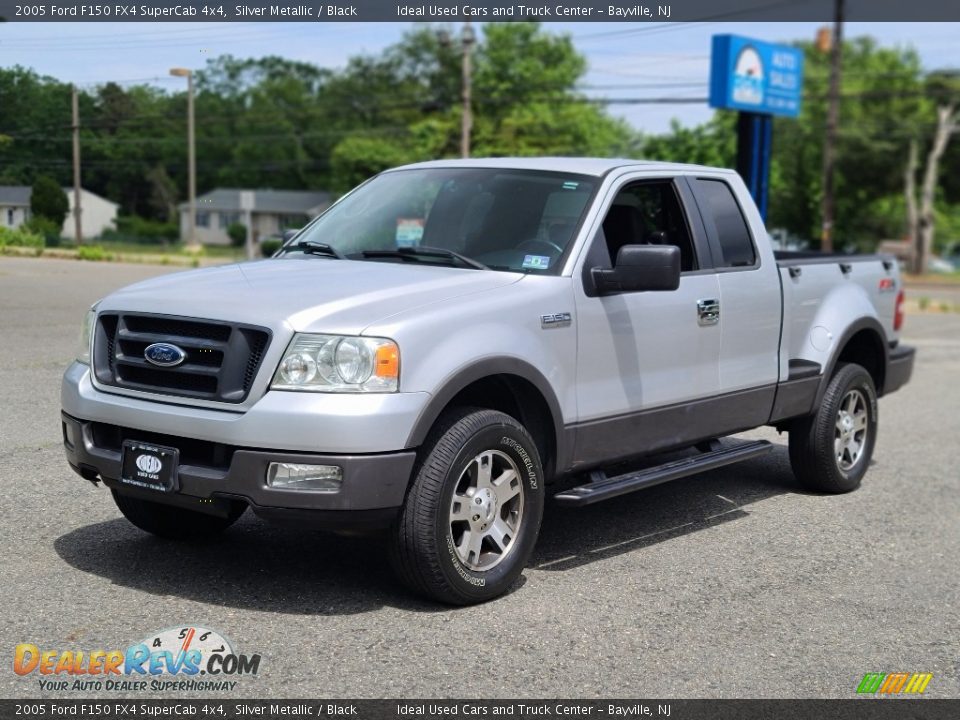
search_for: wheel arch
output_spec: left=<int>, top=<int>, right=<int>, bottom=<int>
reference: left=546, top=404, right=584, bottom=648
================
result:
left=405, top=358, right=567, bottom=482
left=817, top=317, right=890, bottom=404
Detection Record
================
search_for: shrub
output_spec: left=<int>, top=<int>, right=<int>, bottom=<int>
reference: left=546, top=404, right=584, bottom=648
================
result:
left=227, top=222, right=247, bottom=247
left=260, top=238, right=282, bottom=257
left=25, top=216, right=62, bottom=246
left=0, top=225, right=45, bottom=249
left=77, top=245, right=112, bottom=262
left=102, top=215, right=180, bottom=245
left=31, top=176, right=69, bottom=227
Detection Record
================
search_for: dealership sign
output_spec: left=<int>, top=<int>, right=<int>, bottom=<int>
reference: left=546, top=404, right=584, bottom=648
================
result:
left=709, top=35, right=804, bottom=117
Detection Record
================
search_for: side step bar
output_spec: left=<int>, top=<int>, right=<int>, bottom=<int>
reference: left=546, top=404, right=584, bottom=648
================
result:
left=553, top=440, right=773, bottom=507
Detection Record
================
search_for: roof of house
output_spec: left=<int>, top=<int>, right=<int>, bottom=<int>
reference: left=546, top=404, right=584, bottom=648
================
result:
left=0, top=186, right=32, bottom=207
left=0, top=185, right=118, bottom=208
left=180, top=189, right=332, bottom=215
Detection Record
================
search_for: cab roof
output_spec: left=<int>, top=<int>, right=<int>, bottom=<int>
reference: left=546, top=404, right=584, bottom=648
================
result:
left=391, top=157, right=735, bottom=177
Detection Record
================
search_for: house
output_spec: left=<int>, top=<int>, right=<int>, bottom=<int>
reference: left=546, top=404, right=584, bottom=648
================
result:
left=178, top=188, right=332, bottom=246
left=0, top=185, right=118, bottom=240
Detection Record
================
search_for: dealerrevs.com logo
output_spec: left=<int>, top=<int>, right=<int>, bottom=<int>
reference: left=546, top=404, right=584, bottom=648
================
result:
left=13, top=626, right=261, bottom=693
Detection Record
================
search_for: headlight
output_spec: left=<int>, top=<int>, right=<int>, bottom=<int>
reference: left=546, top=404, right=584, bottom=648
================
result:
left=76, top=304, right=98, bottom=364
left=271, top=334, right=399, bottom=392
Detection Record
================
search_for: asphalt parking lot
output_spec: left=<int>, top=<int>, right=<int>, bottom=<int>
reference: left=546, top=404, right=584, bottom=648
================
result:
left=1, top=256, right=958, bottom=699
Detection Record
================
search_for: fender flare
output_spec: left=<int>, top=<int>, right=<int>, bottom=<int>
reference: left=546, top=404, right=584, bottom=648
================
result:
left=405, top=357, right=567, bottom=470
left=815, top=316, right=890, bottom=404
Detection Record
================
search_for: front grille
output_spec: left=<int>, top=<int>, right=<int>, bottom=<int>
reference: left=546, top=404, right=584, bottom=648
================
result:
left=92, top=312, right=271, bottom=403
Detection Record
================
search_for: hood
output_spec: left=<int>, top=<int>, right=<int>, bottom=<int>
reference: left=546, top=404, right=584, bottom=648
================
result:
left=98, top=258, right=522, bottom=335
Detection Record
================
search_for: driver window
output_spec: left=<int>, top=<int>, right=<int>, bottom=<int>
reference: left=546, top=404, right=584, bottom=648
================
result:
left=601, top=181, right=697, bottom=272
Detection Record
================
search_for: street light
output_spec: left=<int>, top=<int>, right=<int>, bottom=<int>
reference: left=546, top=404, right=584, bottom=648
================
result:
left=170, top=67, right=197, bottom=249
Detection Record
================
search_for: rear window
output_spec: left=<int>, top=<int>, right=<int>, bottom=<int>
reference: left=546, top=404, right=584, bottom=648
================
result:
left=694, top=179, right=757, bottom=268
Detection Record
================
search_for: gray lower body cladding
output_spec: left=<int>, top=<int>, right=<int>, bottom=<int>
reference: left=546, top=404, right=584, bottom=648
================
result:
left=62, top=412, right=415, bottom=529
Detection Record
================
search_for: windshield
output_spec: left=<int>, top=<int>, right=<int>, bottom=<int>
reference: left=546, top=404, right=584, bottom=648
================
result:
left=279, top=168, right=598, bottom=274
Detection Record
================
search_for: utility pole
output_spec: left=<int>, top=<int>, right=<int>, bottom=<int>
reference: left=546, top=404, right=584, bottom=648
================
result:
left=819, top=0, right=844, bottom=253
left=71, top=86, right=83, bottom=245
left=170, top=67, right=197, bottom=249
left=461, top=21, right=475, bottom=158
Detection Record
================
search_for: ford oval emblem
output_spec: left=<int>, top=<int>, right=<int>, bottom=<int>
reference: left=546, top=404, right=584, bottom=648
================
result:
left=144, top=342, right=186, bottom=367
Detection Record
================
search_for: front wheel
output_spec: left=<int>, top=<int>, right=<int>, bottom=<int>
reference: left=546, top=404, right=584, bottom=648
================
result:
left=389, top=408, right=545, bottom=605
left=789, top=362, right=878, bottom=493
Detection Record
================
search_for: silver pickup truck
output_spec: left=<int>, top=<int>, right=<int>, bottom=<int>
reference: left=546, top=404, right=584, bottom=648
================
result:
left=62, top=158, right=914, bottom=604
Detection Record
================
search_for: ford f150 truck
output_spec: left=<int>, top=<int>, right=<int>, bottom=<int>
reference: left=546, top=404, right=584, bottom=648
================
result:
left=62, top=158, right=915, bottom=604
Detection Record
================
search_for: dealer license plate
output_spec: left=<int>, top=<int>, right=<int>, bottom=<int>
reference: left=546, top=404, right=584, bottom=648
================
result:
left=120, top=440, right=179, bottom=492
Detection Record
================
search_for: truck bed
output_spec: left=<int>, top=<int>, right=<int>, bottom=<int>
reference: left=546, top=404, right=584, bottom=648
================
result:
left=776, top=251, right=901, bottom=379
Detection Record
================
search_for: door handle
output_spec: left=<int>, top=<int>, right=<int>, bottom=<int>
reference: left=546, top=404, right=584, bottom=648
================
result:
left=698, top=298, right=720, bottom=326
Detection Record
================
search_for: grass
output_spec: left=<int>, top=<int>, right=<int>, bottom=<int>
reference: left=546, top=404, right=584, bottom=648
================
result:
left=93, top=240, right=245, bottom=261
left=0, top=242, right=235, bottom=267
left=902, top=271, right=960, bottom=285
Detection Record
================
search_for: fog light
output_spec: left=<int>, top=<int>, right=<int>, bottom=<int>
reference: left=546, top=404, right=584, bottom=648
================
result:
left=62, top=421, right=77, bottom=448
left=266, top=463, right=342, bottom=493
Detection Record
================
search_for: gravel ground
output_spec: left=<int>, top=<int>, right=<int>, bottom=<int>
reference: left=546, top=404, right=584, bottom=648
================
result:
left=1, top=256, right=957, bottom=699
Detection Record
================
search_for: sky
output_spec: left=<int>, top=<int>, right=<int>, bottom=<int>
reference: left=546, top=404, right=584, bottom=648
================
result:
left=1, top=21, right=957, bottom=134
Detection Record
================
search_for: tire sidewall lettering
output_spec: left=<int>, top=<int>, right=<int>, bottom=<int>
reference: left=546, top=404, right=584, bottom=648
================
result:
left=499, top=436, right=538, bottom=490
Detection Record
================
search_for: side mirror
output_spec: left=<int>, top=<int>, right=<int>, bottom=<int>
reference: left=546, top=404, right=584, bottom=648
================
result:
left=591, top=244, right=681, bottom=294
left=281, top=228, right=300, bottom=242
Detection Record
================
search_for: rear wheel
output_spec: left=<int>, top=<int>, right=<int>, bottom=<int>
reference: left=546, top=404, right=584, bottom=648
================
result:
left=112, top=490, right=245, bottom=539
left=788, top=363, right=878, bottom=493
left=389, top=408, right=545, bottom=605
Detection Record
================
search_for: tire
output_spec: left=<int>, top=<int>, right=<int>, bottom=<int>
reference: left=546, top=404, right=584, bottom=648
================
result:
left=389, top=407, right=546, bottom=605
left=111, top=490, right=245, bottom=539
left=789, top=362, right=878, bottom=493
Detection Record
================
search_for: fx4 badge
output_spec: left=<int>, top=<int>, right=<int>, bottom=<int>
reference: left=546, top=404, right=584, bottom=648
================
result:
left=540, top=312, right=572, bottom=328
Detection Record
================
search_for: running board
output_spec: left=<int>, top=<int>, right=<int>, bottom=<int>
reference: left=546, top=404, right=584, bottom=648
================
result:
left=553, top=440, right=773, bottom=507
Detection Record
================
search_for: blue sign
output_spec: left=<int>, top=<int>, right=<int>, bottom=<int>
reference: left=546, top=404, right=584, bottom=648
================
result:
left=709, top=35, right=804, bottom=118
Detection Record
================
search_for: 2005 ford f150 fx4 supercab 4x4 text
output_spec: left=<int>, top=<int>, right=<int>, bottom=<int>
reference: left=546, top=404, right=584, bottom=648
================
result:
left=62, top=158, right=915, bottom=604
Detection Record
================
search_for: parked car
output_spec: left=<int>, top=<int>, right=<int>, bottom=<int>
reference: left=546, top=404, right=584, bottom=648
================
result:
left=62, top=158, right=914, bottom=604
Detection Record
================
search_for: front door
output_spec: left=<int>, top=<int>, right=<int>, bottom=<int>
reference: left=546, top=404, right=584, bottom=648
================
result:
left=572, top=176, right=722, bottom=467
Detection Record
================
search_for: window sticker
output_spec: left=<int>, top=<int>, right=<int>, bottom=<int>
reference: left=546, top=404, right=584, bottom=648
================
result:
left=395, top=218, right=424, bottom=248
left=562, top=181, right=580, bottom=190
left=522, top=255, right=551, bottom=270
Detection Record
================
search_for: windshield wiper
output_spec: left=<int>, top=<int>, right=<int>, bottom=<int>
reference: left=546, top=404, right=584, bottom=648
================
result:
left=296, top=240, right=343, bottom=259
left=360, top=245, right=489, bottom=270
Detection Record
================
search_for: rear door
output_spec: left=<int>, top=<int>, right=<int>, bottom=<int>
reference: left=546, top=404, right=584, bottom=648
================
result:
left=687, top=175, right=781, bottom=410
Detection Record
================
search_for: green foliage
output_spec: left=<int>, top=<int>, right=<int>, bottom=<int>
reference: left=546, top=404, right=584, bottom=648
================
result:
left=640, top=38, right=958, bottom=250
left=260, top=238, right=282, bottom=257
left=2, top=29, right=955, bottom=255
left=227, top=222, right=248, bottom=247
left=24, top=215, right=62, bottom=246
left=0, top=26, right=635, bottom=219
left=331, top=136, right=416, bottom=191
left=642, top=114, right=737, bottom=167
left=101, top=215, right=179, bottom=245
left=76, top=244, right=112, bottom=261
left=934, top=204, right=960, bottom=250
left=0, top=225, right=44, bottom=249
left=30, top=175, right=69, bottom=226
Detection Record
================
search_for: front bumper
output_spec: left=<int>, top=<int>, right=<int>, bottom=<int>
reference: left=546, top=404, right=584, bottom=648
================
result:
left=61, top=362, right=427, bottom=527
left=884, top=344, right=916, bottom=396
left=62, top=412, right=416, bottom=527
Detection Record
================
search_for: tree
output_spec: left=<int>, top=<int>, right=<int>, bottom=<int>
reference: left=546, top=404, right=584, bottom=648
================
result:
left=641, top=38, right=933, bottom=250
left=30, top=175, right=68, bottom=226
left=906, top=72, right=960, bottom=273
